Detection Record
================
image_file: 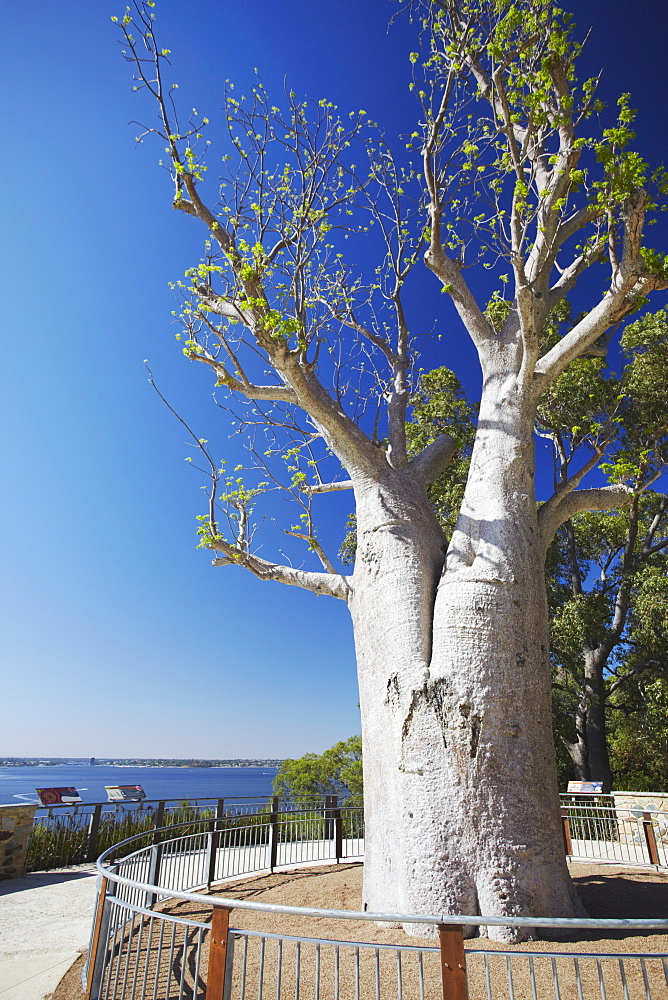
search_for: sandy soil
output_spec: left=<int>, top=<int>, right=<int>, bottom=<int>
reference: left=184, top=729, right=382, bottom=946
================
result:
left=51, top=862, right=668, bottom=1000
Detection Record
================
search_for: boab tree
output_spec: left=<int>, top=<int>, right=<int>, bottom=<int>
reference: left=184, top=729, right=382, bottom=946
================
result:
left=116, top=0, right=668, bottom=938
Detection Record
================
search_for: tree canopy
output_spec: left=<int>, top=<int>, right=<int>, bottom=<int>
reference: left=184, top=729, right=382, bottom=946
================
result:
left=273, top=735, right=363, bottom=799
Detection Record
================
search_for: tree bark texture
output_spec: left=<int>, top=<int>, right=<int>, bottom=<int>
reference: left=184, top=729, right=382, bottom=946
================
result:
left=349, top=375, right=583, bottom=941
left=583, top=651, right=613, bottom=792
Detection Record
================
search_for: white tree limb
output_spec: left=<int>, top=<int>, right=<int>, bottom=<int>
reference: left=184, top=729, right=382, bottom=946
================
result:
left=210, top=542, right=350, bottom=600
left=423, top=245, right=494, bottom=349
left=302, top=480, right=354, bottom=496
left=538, top=485, right=633, bottom=545
left=534, top=284, right=629, bottom=388
left=407, top=434, right=458, bottom=488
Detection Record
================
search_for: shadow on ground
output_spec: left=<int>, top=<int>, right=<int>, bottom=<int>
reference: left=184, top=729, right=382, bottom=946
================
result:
left=0, top=869, right=96, bottom=895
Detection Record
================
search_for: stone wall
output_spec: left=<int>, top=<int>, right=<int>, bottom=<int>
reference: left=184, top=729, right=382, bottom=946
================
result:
left=613, top=790, right=668, bottom=814
left=612, top=791, right=668, bottom=859
left=0, top=803, right=37, bottom=879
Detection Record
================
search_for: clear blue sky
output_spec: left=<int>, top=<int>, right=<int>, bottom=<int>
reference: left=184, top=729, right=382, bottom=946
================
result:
left=1, top=1, right=666, bottom=759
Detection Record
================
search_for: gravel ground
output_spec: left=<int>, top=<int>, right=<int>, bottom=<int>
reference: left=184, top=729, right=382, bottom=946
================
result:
left=51, top=862, right=668, bottom=1000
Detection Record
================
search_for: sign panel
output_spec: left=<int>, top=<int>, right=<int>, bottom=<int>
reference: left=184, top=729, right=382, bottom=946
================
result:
left=36, top=787, right=82, bottom=805
left=567, top=780, right=604, bottom=794
left=105, top=785, right=146, bottom=801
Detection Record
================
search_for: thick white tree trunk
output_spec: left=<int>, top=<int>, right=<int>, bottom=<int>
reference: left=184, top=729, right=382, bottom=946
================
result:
left=350, top=374, right=584, bottom=941
left=349, top=469, right=448, bottom=921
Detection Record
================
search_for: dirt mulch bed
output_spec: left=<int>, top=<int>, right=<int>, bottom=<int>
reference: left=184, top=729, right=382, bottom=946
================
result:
left=51, top=862, right=668, bottom=1000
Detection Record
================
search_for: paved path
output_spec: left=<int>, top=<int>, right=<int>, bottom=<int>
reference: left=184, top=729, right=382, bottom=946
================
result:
left=0, top=867, right=98, bottom=1000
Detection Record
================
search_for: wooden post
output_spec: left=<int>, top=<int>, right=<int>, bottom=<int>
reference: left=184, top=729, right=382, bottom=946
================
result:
left=268, top=796, right=279, bottom=872
left=561, top=807, right=573, bottom=856
left=207, top=907, right=231, bottom=1000
left=438, top=924, right=468, bottom=1000
left=642, top=812, right=660, bottom=866
left=85, top=876, right=109, bottom=1000
left=86, top=803, right=104, bottom=863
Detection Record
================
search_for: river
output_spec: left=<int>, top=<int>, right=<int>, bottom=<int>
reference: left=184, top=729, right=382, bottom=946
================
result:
left=0, top=764, right=279, bottom=806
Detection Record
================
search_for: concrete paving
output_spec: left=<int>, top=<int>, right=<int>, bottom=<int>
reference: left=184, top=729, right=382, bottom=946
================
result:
left=0, top=866, right=99, bottom=1000
left=0, top=839, right=365, bottom=1000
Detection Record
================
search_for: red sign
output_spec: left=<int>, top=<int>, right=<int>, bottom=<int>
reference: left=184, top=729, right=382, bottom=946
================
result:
left=36, top=787, right=82, bottom=805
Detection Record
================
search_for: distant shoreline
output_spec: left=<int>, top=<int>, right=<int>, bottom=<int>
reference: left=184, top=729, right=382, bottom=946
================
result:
left=0, top=760, right=284, bottom=769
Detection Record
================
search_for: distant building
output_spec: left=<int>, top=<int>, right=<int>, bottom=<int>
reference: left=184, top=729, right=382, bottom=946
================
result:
left=89, top=757, right=97, bottom=766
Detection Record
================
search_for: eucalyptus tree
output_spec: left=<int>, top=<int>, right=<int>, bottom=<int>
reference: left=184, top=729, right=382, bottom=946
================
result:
left=541, top=309, right=668, bottom=789
left=273, top=735, right=364, bottom=799
left=116, top=0, right=668, bottom=938
left=608, top=675, right=668, bottom=791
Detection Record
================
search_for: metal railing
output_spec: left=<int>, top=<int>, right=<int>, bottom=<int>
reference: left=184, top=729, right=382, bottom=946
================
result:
left=83, top=807, right=668, bottom=1000
left=25, top=793, right=362, bottom=872
left=25, top=792, right=665, bottom=874
left=560, top=798, right=667, bottom=867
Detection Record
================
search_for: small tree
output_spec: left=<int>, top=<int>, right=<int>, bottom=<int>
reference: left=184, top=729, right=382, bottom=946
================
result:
left=273, top=736, right=363, bottom=799
left=116, top=1, right=668, bottom=939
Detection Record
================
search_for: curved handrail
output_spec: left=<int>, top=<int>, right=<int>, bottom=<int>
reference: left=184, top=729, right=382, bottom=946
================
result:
left=97, top=816, right=668, bottom=933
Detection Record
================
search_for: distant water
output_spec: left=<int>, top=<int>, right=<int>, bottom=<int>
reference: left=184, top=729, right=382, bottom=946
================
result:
left=0, top=764, right=279, bottom=806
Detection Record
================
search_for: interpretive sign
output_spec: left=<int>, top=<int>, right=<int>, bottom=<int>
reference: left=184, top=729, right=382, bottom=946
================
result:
left=36, top=787, right=82, bottom=805
left=105, top=785, right=146, bottom=801
left=567, top=781, right=604, bottom=794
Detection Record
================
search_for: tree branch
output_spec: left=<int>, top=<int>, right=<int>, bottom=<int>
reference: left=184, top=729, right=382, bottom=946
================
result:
left=301, top=480, right=354, bottom=496
left=534, top=277, right=639, bottom=389
left=210, top=541, right=350, bottom=600
left=423, top=245, right=494, bottom=349
left=539, top=485, right=633, bottom=545
left=407, top=434, right=458, bottom=488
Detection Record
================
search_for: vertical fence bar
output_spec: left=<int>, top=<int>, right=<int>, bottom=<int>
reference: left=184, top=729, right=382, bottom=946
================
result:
left=561, top=808, right=573, bottom=856
left=268, top=797, right=279, bottom=872
left=438, top=925, right=468, bottom=1000
left=643, top=812, right=660, bottom=865
left=85, top=876, right=110, bottom=1000
left=207, top=907, right=232, bottom=1000
left=146, top=802, right=166, bottom=908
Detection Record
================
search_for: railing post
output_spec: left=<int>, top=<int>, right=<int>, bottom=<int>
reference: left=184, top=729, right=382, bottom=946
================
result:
left=324, top=794, right=336, bottom=841
left=333, top=799, right=342, bottom=863
left=642, top=811, right=660, bottom=865
left=85, top=876, right=111, bottom=1000
left=146, top=802, right=165, bottom=908
left=561, top=807, right=573, bottom=856
left=86, top=803, right=104, bottom=863
left=207, top=799, right=225, bottom=890
left=207, top=907, right=233, bottom=1000
left=268, top=796, right=279, bottom=872
left=438, top=924, right=468, bottom=1000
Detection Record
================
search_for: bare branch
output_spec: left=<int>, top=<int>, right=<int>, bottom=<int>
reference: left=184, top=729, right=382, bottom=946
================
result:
left=210, top=541, right=350, bottom=600
left=423, top=246, right=495, bottom=349
left=535, top=281, right=638, bottom=389
left=302, top=480, right=354, bottom=496
left=283, top=529, right=339, bottom=575
left=407, top=434, right=458, bottom=488
left=538, top=485, right=633, bottom=545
